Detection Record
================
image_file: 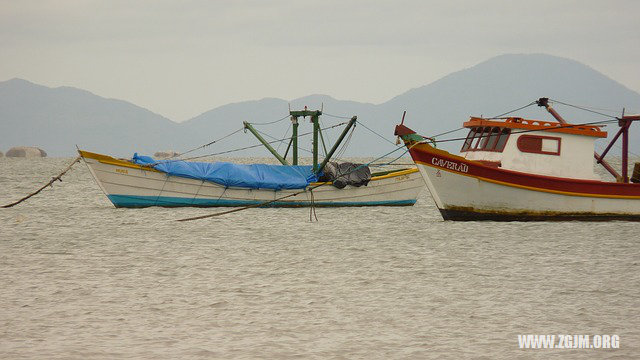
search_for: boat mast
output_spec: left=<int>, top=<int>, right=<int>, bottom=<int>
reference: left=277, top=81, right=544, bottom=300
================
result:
left=246, top=108, right=357, bottom=173
left=619, top=114, right=640, bottom=182
left=536, top=98, right=623, bottom=181
left=289, top=108, right=322, bottom=170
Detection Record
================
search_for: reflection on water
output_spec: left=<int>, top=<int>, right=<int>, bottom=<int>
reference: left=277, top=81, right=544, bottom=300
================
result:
left=1, top=157, right=638, bottom=359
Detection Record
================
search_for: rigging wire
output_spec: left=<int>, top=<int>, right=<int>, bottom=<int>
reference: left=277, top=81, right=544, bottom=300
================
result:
left=172, top=127, right=244, bottom=159
left=427, top=127, right=466, bottom=139
left=246, top=114, right=290, bottom=126
left=256, top=128, right=313, bottom=155
left=333, top=124, right=357, bottom=163
left=323, top=112, right=352, bottom=120
left=276, top=123, right=292, bottom=153
left=549, top=99, right=620, bottom=119
left=356, top=120, right=399, bottom=147
left=551, top=100, right=633, bottom=116
left=318, top=119, right=333, bottom=155
left=487, top=101, right=537, bottom=119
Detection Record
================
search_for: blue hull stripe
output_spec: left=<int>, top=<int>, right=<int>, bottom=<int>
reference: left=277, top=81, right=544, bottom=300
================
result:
left=107, top=194, right=415, bottom=208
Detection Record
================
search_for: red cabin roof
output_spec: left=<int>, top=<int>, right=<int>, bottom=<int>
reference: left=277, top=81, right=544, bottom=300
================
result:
left=464, top=117, right=607, bottom=138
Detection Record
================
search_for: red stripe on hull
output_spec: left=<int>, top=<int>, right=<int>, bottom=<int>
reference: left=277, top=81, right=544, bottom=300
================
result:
left=408, top=143, right=640, bottom=198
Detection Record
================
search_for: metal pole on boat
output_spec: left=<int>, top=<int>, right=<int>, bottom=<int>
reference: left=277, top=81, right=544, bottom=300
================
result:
left=619, top=115, right=640, bottom=182
left=243, top=121, right=289, bottom=165
left=289, top=109, right=322, bottom=171
left=291, top=116, right=299, bottom=165
left=622, top=118, right=630, bottom=183
left=536, top=97, right=567, bottom=124
left=312, top=114, right=319, bottom=172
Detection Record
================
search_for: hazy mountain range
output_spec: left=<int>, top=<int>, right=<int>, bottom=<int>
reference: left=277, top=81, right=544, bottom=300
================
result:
left=2, top=54, right=639, bottom=158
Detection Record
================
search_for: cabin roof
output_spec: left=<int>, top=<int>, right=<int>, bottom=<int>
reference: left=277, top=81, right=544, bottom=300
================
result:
left=464, top=117, right=607, bottom=138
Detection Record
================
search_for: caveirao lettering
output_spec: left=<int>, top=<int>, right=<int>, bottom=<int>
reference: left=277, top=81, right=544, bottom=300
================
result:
left=431, top=157, right=469, bottom=173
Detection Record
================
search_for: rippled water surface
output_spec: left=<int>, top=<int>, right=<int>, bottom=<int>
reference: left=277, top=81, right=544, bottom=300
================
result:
left=1, top=157, right=639, bottom=359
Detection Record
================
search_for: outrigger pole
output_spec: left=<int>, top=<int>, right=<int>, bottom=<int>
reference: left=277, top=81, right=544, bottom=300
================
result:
left=243, top=121, right=289, bottom=165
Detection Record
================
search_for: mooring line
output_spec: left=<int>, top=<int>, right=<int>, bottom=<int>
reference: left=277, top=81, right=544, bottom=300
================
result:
left=1, top=156, right=82, bottom=208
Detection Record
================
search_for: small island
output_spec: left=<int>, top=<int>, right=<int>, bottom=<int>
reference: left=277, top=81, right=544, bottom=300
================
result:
left=153, top=151, right=179, bottom=159
left=6, top=146, right=47, bottom=158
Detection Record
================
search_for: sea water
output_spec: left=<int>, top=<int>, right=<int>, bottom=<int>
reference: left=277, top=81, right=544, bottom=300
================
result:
left=0, top=157, right=639, bottom=359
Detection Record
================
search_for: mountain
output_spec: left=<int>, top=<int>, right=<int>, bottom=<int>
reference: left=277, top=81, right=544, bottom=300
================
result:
left=381, top=54, right=640, bottom=139
left=0, top=78, right=182, bottom=157
left=2, top=54, right=639, bottom=158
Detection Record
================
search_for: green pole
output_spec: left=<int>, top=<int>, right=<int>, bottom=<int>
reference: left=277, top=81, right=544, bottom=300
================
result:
left=291, top=116, right=298, bottom=165
left=318, top=125, right=328, bottom=156
left=312, top=115, right=319, bottom=172
left=318, top=116, right=357, bottom=173
left=243, top=121, right=289, bottom=165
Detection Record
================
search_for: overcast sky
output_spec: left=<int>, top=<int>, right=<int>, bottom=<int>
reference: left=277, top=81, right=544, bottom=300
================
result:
left=2, top=0, right=639, bottom=121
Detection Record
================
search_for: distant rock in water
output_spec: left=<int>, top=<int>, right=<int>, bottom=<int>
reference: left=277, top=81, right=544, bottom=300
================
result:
left=154, top=150, right=179, bottom=159
left=6, top=146, right=47, bottom=158
left=0, top=151, right=3, bottom=157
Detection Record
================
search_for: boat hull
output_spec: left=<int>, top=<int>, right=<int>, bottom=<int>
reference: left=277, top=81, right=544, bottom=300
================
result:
left=407, top=142, right=640, bottom=221
left=80, top=151, right=424, bottom=208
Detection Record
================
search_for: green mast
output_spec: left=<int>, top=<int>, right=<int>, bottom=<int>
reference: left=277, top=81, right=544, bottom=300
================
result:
left=289, top=109, right=322, bottom=172
left=291, top=116, right=298, bottom=165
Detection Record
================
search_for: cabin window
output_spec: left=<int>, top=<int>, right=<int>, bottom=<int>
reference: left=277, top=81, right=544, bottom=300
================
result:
left=472, top=127, right=487, bottom=149
left=494, top=128, right=511, bottom=151
left=517, top=135, right=561, bottom=155
left=461, top=128, right=477, bottom=152
left=461, top=126, right=510, bottom=153
left=485, top=127, right=501, bottom=150
left=479, top=127, right=493, bottom=149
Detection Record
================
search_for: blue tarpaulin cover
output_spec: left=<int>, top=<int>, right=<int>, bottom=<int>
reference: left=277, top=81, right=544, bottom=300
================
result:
left=132, top=154, right=319, bottom=190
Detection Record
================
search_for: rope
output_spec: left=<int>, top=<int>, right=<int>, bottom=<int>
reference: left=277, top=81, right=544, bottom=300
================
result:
left=323, top=112, right=352, bottom=120
left=487, top=101, right=537, bottom=119
left=246, top=114, right=290, bottom=126
left=256, top=128, right=313, bottom=155
left=549, top=99, right=622, bottom=119
left=276, top=123, right=292, bottom=153
left=172, top=127, right=244, bottom=159
left=309, top=189, right=318, bottom=222
left=428, top=127, right=465, bottom=139
left=356, top=121, right=399, bottom=147
left=333, top=124, right=356, bottom=162
left=2, top=156, right=81, bottom=208
left=175, top=145, right=408, bottom=222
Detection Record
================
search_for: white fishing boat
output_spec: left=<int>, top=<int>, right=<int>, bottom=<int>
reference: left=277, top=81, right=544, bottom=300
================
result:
left=395, top=98, right=640, bottom=221
left=80, top=109, right=423, bottom=208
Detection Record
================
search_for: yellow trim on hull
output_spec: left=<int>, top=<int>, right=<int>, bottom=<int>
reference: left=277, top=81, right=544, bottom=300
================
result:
left=78, top=150, right=161, bottom=172
left=79, top=149, right=418, bottom=184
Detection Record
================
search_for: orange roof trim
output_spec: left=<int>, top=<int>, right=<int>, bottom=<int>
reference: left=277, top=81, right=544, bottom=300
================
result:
left=464, top=117, right=607, bottom=138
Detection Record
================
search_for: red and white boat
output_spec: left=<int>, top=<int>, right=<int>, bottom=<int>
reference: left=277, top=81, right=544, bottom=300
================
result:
left=395, top=98, right=640, bottom=221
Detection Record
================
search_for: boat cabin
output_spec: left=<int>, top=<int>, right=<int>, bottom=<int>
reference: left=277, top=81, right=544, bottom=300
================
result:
left=459, top=117, right=607, bottom=180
